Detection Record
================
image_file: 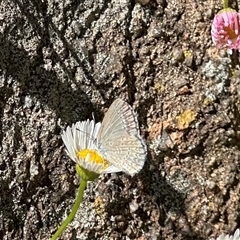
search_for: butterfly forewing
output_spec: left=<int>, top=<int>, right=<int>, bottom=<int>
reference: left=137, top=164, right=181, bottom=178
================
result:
left=98, top=99, right=139, bottom=142
left=97, top=99, right=147, bottom=175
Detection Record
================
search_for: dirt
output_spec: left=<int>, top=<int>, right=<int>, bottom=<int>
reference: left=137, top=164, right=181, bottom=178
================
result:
left=0, top=0, right=240, bottom=239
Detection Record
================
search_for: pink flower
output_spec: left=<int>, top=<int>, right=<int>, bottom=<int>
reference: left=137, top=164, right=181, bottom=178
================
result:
left=211, top=8, right=240, bottom=49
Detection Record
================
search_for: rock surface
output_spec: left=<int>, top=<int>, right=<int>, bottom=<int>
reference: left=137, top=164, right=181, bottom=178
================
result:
left=0, top=0, right=240, bottom=239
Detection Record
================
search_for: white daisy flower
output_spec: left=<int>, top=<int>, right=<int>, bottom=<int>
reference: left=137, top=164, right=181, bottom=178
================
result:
left=61, top=119, right=122, bottom=176
left=217, top=229, right=240, bottom=240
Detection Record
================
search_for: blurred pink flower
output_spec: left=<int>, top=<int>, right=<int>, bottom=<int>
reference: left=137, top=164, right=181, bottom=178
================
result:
left=211, top=8, right=240, bottom=49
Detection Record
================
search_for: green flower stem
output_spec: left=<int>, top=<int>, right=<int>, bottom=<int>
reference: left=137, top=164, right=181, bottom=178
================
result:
left=223, top=0, right=228, bottom=8
left=51, top=179, right=88, bottom=240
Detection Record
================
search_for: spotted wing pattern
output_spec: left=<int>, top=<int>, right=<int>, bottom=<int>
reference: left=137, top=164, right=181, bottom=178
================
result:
left=97, top=99, right=147, bottom=176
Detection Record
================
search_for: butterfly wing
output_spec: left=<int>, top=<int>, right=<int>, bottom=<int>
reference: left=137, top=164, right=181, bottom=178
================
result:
left=97, top=99, right=147, bottom=176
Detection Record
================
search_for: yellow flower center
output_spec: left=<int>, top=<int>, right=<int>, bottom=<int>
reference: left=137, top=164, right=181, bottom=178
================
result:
left=77, top=149, right=109, bottom=169
left=223, top=26, right=238, bottom=40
